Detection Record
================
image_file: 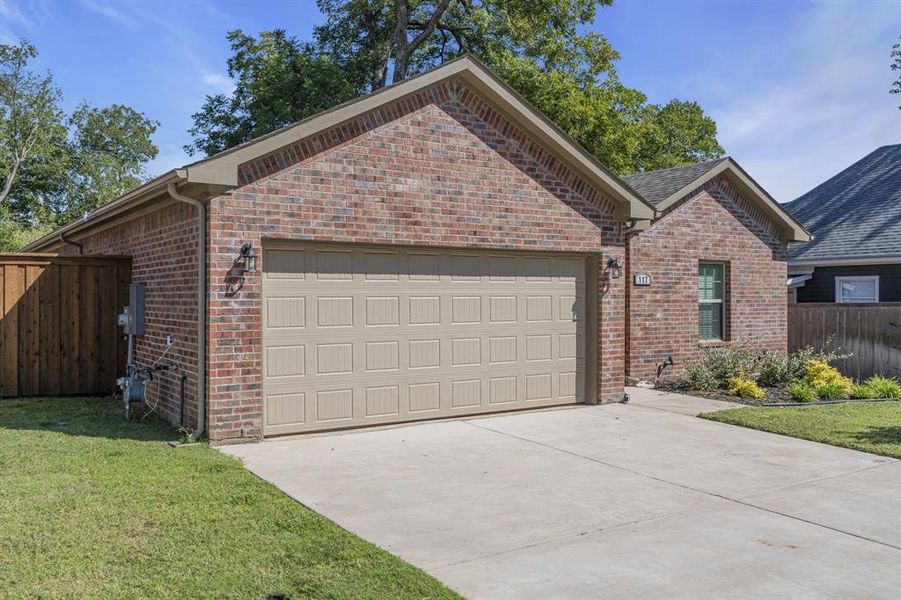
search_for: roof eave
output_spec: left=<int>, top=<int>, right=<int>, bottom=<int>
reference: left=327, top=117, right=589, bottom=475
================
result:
left=788, top=255, right=901, bottom=267
left=652, top=158, right=811, bottom=243
left=180, top=55, right=657, bottom=221
left=22, top=170, right=185, bottom=253
left=24, top=55, right=660, bottom=252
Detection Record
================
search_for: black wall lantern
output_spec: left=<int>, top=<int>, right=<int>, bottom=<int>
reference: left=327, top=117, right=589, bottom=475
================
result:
left=226, top=243, right=257, bottom=297
left=606, top=256, right=623, bottom=279
left=239, top=242, right=257, bottom=273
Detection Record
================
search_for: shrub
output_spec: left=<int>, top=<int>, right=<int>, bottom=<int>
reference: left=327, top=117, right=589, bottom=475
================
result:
left=786, top=343, right=852, bottom=382
left=703, top=346, right=759, bottom=383
left=816, top=382, right=849, bottom=400
left=805, top=360, right=852, bottom=398
left=787, top=380, right=817, bottom=402
left=682, top=361, right=719, bottom=392
left=682, top=346, right=759, bottom=390
left=756, top=352, right=789, bottom=387
left=850, top=384, right=874, bottom=399
left=727, top=376, right=766, bottom=399
left=862, top=375, right=901, bottom=399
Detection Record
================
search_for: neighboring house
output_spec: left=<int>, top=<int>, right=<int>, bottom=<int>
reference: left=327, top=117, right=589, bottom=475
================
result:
left=623, top=159, right=809, bottom=381
left=23, top=56, right=808, bottom=441
left=785, top=144, right=901, bottom=303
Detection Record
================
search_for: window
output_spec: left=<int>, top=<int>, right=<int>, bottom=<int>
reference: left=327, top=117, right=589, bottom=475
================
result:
left=835, top=276, right=879, bottom=303
left=699, top=262, right=725, bottom=340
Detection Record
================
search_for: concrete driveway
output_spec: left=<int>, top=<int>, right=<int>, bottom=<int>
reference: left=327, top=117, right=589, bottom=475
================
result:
left=223, top=389, right=901, bottom=599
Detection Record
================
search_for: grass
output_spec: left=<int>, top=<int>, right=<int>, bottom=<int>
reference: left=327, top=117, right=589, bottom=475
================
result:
left=701, top=401, right=901, bottom=459
left=0, top=397, right=460, bottom=600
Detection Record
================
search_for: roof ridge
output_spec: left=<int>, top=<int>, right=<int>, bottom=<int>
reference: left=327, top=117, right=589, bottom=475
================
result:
left=623, top=156, right=728, bottom=179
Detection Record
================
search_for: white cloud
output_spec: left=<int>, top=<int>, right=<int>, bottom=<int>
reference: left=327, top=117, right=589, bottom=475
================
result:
left=76, top=0, right=136, bottom=25
left=0, top=0, right=30, bottom=25
left=202, top=71, right=235, bottom=95
left=709, top=0, right=901, bottom=201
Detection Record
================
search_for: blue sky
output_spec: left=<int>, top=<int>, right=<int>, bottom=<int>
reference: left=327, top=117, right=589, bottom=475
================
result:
left=2, top=0, right=900, bottom=201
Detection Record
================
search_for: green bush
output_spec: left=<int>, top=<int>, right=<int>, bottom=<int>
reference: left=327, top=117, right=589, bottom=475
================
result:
left=806, top=360, right=853, bottom=398
left=787, top=380, right=817, bottom=402
left=850, top=384, right=874, bottom=399
left=816, top=381, right=849, bottom=400
left=786, top=343, right=852, bottom=382
left=682, top=361, right=719, bottom=391
left=756, top=352, right=789, bottom=387
left=727, top=376, right=765, bottom=399
left=682, top=346, right=759, bottom=390
left=863, top=375, right=901, bottom=399
left=677, top=342, right=851, bottom=393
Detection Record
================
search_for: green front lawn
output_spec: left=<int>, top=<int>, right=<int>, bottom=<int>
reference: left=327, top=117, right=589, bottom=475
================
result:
left=0, top=397, right=460, bottom=599
left=701, top=401, right=901, bottom=459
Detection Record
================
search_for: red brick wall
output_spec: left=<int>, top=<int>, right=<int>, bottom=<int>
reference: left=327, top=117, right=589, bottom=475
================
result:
left=625, top=177, right=788, bottom=381
left=207, top=78, right=625, bottom=441
left=58, top=202, right=202, bottom=428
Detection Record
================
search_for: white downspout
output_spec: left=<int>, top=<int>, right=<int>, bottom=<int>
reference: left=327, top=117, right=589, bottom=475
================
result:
left=166, top=183, right=206, bottom=439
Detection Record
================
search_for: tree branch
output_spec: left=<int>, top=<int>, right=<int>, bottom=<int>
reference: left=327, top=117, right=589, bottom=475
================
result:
left=408, top=0, right=454, bottom=52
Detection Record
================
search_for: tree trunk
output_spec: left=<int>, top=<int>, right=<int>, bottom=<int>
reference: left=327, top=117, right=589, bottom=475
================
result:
left=391, top=0, right=454, bottom=85
left=392, top=0, right=411, bottom=84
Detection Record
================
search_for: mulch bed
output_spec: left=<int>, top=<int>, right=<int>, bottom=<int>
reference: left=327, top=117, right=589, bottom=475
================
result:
left=655, top=380, right=797, bottom=406
left=654, top=380, right=897, bottom=407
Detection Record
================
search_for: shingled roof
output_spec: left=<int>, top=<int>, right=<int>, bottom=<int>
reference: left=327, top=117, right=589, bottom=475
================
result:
left=784, top=144, right=901, bottom=263
left=623, top=158, right=728, bottom=206
left=622, top=157, right=809, bottom=242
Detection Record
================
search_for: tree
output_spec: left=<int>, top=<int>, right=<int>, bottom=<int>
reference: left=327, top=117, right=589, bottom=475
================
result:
left=0, top=39, right=159, bottom=250
left=187, top=1, right=724, bottom=175
left=0, top=40, right=67, bottom=208
left=891, top=35, right=901, bottom=109
left=185, top=30, right=359, bottom=157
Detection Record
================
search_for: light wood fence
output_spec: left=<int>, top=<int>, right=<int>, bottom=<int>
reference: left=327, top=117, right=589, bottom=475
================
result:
left=789, top=303, right=901, bottom=380
left=0, top=254, right=131, bottom=397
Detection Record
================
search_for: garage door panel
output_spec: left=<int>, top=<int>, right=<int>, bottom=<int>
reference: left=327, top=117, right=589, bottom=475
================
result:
left=263, top=244, right=588, bottom=435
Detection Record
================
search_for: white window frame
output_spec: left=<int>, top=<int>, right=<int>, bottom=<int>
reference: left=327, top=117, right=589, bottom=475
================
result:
left=835, top=276, right=879, bottom=303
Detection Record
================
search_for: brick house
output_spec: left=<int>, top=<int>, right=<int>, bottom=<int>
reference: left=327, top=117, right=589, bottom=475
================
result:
left=24, top=56, right=808, bottom=442
left=623, top=158, right=808, bottom=380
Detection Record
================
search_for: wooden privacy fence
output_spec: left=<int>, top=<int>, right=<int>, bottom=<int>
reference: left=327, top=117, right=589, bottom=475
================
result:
left=0, top=254, right=131, bottom=397
left=789, top=303, right=901, bottom=380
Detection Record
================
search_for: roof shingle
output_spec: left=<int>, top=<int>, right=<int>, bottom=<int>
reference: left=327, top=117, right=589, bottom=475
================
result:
left=623, top=158, right=728, bottom=206
left=784, top=144, right=901, bottom=262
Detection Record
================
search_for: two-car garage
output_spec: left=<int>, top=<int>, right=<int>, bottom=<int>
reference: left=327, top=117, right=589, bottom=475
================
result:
left=262, top=242, right=594, bottom=435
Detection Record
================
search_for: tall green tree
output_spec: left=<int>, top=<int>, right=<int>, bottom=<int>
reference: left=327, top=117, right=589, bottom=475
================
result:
left=0, top=40, right=159, bottom=249
left=0, top=40, right=67, bottom=211
left=187, top=1, right=724, bottom=175
left=185, top=30, right=357, bottom=157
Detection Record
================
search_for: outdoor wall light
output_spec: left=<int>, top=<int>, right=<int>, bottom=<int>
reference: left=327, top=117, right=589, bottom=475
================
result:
left=239, top=242, right=257, bottom=273
left=607, top=256, right=623, bottom=279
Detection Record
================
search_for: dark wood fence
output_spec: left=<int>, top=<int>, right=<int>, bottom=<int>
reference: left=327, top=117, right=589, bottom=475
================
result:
left=789, top=303, right=901, bottom=380
left=0, top=254, right=131, bottom=397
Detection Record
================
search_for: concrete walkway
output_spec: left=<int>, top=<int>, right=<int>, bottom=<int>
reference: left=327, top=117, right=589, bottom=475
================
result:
left=223, top=390, right=901, bottom=599
left=625, top=385, right=738, bottom=415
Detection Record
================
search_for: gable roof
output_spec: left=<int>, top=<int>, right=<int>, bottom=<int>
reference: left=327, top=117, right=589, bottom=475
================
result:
left=784, top=144, right=901, bottom=265
left=623, top=157, right=811, bottom=242
left=24, top=55, right=656, bottom=252
left=623, top=158, right=728, bottom=206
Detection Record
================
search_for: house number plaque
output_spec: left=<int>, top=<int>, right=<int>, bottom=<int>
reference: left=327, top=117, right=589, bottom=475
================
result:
left=634, top=272, right=652, bottom=286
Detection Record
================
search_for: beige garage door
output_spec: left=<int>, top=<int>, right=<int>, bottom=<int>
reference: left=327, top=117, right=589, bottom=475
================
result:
left=262, top=243, right=588, bottom=435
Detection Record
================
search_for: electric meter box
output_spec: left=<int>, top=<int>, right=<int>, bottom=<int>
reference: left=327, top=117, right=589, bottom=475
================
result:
left=126, top=283, right=145, bottom=335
